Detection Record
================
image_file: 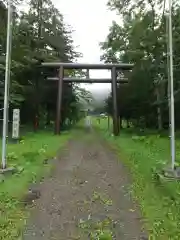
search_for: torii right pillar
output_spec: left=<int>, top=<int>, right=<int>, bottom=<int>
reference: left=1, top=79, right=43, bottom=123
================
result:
left=111, top=66, right=120, bottom=136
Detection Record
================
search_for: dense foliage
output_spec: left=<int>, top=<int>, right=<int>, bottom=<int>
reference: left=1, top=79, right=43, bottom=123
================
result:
left=0, top=0, right=90, bottom=131
left=101, top=0, right=180, bottom=130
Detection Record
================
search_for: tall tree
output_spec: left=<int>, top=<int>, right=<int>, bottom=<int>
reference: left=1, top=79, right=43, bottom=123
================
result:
left=101, top=0, right=180, bottom=129
left=0, top=0, right=84, bottom=131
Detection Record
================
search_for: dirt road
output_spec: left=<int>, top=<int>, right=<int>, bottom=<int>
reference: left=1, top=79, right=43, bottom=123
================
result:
left=23, top=131, right=147, bottom=240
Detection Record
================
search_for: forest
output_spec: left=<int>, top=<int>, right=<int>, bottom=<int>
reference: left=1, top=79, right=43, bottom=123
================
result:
left=101, top=0, right=180, bottom=130
left=0, top=0, right=93, bottom=132
left=2, top=0, right=178, bottom=132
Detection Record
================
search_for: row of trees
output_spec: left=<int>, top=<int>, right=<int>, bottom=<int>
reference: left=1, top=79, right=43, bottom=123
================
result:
left=101, top=0, right=180, bottom=130
left=0, top=0, right=91, bottom=131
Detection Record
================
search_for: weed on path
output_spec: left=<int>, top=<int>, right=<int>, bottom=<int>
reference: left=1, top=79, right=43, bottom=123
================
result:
left=23, top=132, right=146, bottom=240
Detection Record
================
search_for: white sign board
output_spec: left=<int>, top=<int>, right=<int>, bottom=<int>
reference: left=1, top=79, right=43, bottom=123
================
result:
left=85, top=115, right=92, bottom=127
left=12, top=109, right=20, bottom=139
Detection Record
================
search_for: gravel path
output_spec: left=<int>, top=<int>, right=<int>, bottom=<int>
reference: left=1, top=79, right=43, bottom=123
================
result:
left=23, top=131, right=147, bottom=240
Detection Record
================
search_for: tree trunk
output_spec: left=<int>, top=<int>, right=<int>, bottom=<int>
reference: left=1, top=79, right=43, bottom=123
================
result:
left=119, top=117, right=122, bottom=129
left=156, top=87, right=163, bottom=131
left=46, top=107, right=50, bottom=126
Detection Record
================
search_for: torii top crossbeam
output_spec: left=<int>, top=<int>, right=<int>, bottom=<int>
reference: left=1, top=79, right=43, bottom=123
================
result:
left=42, top=62, right=133, bottom=70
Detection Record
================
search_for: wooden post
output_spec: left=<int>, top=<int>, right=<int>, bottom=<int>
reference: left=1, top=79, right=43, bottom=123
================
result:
left=55, top=65, right=64, bottom=134
left=111, top=67, right=119, bottom=136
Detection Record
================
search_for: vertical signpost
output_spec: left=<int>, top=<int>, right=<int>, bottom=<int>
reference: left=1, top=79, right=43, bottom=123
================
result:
left=12, top=109, right=20, bottom=141
left=168, top=0, right=175, bottom=170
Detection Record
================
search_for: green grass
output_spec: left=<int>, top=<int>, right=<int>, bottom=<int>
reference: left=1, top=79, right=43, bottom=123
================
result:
left=0, top=130, right=71, bottom=240
left=94, top=118, right=180, bottom=239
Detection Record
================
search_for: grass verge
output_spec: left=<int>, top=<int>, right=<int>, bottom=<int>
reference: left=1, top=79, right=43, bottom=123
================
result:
left=0, top=130, right=71, bottom=240
left=94, top=118, right=180, bottom=240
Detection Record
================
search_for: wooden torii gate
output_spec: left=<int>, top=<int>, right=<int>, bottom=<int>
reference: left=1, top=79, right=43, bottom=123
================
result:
left=42, top=62, right=133, bottom=136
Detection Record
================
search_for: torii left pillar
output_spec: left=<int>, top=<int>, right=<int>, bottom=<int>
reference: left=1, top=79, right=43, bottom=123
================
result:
left=55, top=65, right=64, bottom=134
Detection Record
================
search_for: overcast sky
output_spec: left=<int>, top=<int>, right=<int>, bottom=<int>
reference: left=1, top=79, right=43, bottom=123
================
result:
left=52, top=0, right=119, bottom=93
